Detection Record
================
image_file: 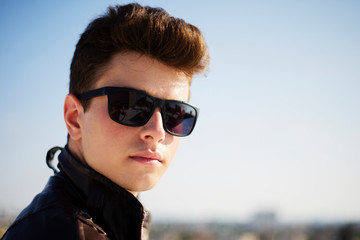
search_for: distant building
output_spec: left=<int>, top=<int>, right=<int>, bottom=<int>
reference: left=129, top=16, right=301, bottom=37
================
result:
left=251, top=211, right=278, bottom=232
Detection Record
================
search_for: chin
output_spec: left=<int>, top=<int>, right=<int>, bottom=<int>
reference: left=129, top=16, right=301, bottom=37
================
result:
left=127, top=180, right=159, bottom=194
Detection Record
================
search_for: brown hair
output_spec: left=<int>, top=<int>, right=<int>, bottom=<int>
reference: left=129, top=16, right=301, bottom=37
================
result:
left=69, top=3, right=209, bottom=107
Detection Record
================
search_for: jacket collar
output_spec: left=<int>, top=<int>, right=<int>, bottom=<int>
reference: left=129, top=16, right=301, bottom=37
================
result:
left=58, top=145, right=146, bottom=240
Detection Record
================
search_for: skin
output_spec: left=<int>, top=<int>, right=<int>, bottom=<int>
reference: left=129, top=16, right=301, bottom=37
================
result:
left=64, top=52, right=191, bottom=196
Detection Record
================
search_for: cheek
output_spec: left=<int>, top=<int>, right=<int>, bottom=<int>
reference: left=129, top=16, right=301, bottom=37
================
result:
left=81, top=103, right=123, bottom=155
left=83, top=105, right=108, bottom=137
left=164, top=137, right=181, bottom=162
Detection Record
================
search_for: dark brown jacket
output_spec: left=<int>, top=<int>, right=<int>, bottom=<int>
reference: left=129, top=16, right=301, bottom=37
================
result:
left=2, top=146, right=151, bottom=240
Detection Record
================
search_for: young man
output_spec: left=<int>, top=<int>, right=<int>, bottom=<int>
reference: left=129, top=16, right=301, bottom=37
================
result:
left=2, top=3, right=209, bottom=240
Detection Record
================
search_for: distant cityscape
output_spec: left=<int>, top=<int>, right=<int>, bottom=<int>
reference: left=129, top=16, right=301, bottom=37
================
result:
left=1, top=210, right=359, bottom=239
left=150, top=211, right=360, bottom=240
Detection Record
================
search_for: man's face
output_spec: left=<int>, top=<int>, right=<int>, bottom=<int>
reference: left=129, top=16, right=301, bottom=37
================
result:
left=76, top=52, right=190, bottom=195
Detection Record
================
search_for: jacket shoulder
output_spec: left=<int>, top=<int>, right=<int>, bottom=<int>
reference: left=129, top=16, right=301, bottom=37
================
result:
left=2, top=207, right=77, bottom=240
left=2, top=176, right=78, bottom=240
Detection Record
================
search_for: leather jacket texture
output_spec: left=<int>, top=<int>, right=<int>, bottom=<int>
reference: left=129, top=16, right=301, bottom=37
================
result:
left=2, top=146, right=151, bottom=240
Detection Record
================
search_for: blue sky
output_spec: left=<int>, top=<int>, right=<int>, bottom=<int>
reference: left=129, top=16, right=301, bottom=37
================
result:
left=1, top=0, right=360, bottom=223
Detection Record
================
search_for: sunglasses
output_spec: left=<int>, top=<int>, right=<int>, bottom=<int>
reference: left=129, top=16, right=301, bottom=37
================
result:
left=78, top=87, right=199, bottom=137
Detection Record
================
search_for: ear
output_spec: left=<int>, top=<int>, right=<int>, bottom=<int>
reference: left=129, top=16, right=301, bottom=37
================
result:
left=64, top=94, right=84, bottom=141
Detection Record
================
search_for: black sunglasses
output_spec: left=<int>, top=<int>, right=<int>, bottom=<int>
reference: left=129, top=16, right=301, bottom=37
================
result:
left=78, top=87, right=199, bottom=137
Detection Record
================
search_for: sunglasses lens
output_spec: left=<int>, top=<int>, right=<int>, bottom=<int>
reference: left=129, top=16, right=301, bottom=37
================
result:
left=164, top=102, right=197, bottom=136
left=106, top=88, right=197, bottom=136
left=109, top=90, right=154, bottom=126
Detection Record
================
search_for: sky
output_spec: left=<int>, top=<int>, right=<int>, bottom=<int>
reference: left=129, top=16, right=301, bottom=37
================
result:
left=0, top=0, right=359, bottom=223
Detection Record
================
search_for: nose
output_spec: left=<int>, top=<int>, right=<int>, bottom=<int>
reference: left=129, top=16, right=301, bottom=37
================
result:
left=140, top=108, right=165, bottom=143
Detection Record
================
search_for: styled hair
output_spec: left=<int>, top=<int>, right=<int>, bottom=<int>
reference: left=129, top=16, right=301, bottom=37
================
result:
left=69, top=3, right=209, bottom=107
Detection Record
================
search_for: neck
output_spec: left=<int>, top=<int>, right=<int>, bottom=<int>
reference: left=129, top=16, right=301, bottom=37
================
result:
left=67, top=139, right=87, bottom=166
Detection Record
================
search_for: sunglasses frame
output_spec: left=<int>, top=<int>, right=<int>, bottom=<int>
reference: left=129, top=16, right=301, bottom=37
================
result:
left=78, top=87, right=199, bottom=137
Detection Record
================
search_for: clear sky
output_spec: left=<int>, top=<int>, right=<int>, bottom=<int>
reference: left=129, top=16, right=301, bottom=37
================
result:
left=1, top=0, right=359, bottom=223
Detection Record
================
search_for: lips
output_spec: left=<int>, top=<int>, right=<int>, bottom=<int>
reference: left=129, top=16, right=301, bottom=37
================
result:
left=129, top=150, right=163, bottom=165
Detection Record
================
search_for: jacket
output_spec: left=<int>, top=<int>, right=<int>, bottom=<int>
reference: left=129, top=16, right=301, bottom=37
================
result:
left=2, top=146, right=151, bottom=240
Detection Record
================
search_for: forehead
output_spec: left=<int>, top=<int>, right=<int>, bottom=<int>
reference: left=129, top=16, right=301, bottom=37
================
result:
left=94, top=52, right=191, bottom=101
